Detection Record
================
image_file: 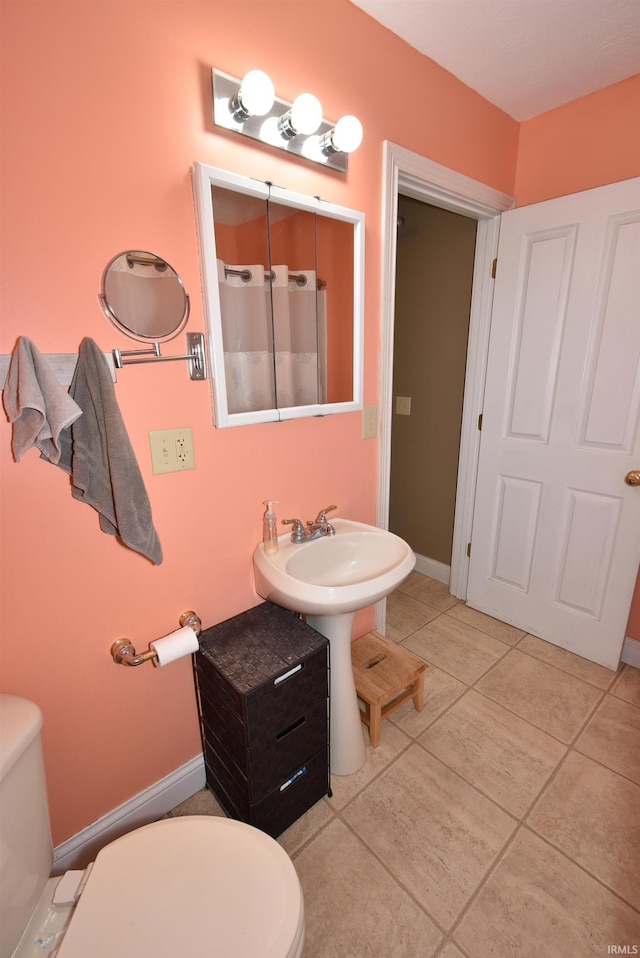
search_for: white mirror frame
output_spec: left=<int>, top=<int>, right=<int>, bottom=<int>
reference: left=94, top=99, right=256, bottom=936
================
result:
left=192, top=161, right=364, bottom=428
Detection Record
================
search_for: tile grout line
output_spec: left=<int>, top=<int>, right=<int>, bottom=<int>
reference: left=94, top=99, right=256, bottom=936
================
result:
left=468, top=677, right=601, bottom=747
left=332, top=798, right=452, bottom=944
left=285, top=805, right=337, bottom=861
left=446, top=819, right=531, bottom=947
left=609, top=664, right=640, bottom=705
left=512, top=637, right=618, bottom=691
left=397, top=637, right=605, bottom=752
left=515, top=725, right=640, bottom=913
left=388, top=677, right=469, bottom=737
left=391, top=585, right=623, bottom=695
left=319, top=578, right=640, bottom=945
left=413, top=716, right=570, bottom=825
left=383, top=580, right=640, bottom=937
left=520, top=824, right=640, bottom=918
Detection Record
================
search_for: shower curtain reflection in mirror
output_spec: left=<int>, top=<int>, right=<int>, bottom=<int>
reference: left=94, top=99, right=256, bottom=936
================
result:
left=217, top=260, right=326, bottom=413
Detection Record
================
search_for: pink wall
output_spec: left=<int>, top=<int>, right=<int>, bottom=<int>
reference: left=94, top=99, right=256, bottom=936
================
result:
left=515, top=75, right=640, bottom=207
left=2, top=0, right=637, bottom=847
left=514, top=75, right=640, bottom=642
left=0, top=0, right=518, bottom=845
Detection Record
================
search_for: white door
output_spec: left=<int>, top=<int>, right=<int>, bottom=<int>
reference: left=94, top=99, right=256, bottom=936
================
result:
left=467, top=177, right=640, bottom=669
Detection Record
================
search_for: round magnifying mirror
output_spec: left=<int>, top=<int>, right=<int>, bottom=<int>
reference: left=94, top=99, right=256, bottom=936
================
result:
left=100, top=250, right=190, bottom=343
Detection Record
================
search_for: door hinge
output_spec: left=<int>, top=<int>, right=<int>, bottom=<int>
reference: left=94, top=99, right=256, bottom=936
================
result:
left=478, top=413, right=483, bottom=431
left=467, top=542, right=472, bottom=558
left=491, top=258, right=497, bottom=278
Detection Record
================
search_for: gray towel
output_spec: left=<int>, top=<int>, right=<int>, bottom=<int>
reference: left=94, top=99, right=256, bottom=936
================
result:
left=57, top=338, right=163, bottom=565
left=3, top=337, right=83, bottom=463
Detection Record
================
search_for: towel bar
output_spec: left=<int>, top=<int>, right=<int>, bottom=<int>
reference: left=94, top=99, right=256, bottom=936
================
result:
left=0, top=336, right=207, bottom=387
left=110, top=611, right=201, bottom=667
left=0, top=351, right=117, bottom=389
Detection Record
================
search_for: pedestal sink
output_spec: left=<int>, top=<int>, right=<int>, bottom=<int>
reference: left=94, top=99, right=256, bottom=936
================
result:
left=252, top=520, right=415, bottom=776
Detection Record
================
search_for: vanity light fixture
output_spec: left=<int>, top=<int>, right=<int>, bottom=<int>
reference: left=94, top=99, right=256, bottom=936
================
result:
left=321, top=115, right=363, bottom=156
left=229, top=70, right=275, bottom=121
left=278, top=93, right=323, bottom=138
left=212, top=68, right=362, bottom=173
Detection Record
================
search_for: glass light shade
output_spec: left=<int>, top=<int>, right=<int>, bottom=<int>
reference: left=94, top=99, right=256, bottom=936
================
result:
left=332, top=115, right=363, bottom=153
left=239, top=70, right=275, bottom=116
left=289, top=93, right=323, bottom=135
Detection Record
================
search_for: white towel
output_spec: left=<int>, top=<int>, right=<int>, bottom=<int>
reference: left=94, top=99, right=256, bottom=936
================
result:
left=3, top=337, right=82, bottom=463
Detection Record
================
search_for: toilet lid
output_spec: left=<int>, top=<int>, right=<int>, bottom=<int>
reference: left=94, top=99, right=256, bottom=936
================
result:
left=56, top=816, right=304, bottom=958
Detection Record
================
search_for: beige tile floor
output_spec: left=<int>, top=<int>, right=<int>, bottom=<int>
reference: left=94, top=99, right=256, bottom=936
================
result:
left=170, top=573, right=640, bottom=957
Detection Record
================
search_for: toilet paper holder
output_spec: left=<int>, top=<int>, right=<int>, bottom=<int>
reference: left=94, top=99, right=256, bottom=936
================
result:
left=110, top=611, right=202, bottom=667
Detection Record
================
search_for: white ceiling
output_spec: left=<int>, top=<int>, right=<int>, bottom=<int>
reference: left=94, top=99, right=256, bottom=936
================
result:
left=349, top=0, right=640, bottom=120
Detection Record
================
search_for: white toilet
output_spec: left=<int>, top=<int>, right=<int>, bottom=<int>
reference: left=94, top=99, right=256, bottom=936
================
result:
left=0, top=694, right=305, bottom=957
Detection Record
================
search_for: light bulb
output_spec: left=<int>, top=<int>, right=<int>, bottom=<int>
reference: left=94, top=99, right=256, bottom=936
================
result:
left=301, top=134, right=328, bottom=164
left=289, top=93, right=323, bottom=135
left=233, top=69, right=275, bottom=119
left=259, top=116, right=283, bottom=147
left=332, top=115, right=363, bottom=153
left=215, top=97, right=243, bottom=131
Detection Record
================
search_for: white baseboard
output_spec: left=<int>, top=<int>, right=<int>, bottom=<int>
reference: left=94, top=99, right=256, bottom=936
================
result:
left=53, top=753, right=205, bottom=874
left=414, top=553, right=451, bottom=586
left=621, top=636, right=640, bottom=669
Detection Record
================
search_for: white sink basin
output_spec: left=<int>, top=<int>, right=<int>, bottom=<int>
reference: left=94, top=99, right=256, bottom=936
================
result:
left=253, top=519, right=415, bottom=616
left=253, top=519, right=416, bottom=778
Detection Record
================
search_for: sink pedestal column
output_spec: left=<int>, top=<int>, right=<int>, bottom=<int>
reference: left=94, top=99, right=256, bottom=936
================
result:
left=305, top=611, right=366, bottom=776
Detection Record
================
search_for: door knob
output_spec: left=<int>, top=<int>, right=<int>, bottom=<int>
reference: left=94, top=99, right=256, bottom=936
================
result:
left=625, top=470, right=640, bottom=486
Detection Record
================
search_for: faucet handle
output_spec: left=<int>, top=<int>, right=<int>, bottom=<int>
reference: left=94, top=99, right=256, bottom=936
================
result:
left=282, top=517, right=306, bottom=543
left=314, top=505, right=337, bottom=522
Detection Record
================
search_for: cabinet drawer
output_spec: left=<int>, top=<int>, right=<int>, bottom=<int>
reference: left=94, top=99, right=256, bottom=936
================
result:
left=244, top=647, right=328, bottom=731
left=197, top=652, right=327, bottom=755
left=198, top=683, right=244, bottom=752
left=203, top=699, right=327, bottom=801
left=197, top=603, right=328, bottom=709
left=204, top=747, right=329, bottom=839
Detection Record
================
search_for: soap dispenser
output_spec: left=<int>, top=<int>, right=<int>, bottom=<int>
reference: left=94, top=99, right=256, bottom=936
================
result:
left=262, top=500, right=279, bottom=555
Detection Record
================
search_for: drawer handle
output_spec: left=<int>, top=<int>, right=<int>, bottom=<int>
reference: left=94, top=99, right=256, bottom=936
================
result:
left=280, top=765, right=308, bottom=792
left=276, top=715, right=306, bottom=740
left=274, top=663, right=303, bottom=686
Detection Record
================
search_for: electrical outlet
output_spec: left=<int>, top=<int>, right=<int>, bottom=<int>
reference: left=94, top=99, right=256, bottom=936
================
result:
left=395, top=396, right=412, bottom=416
left=362, top=405, right=378, bottom=439
left=149, top=427, right=195, bottom=474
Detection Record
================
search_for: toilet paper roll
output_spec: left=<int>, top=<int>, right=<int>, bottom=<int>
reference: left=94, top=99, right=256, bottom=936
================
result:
left=150, top=626, right=199, bottom=667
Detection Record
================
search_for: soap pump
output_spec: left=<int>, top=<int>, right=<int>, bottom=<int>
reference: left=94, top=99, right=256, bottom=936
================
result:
left=262, top=500, right=279, bottom=555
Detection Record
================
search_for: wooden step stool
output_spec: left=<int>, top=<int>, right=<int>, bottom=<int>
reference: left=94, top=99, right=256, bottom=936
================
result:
left=351, top=632, right=428, bottom=747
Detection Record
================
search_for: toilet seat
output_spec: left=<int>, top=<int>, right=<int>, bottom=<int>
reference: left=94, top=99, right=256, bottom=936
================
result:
left=56, top=816, right=304, bottom=958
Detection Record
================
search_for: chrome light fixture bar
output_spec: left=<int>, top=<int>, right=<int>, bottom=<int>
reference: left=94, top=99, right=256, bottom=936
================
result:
left=212, top=69, right=362, bottom=173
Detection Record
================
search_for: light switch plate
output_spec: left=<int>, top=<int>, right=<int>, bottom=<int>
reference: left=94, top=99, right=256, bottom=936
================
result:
left=149, top=427, right=195, bottom=474
left=395, top=396, right=412, bottom=416
left=362, top=405, right=378, bottom=439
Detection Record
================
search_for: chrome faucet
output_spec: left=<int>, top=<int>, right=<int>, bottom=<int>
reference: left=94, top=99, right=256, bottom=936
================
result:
left=282, top=505, right=337, bottom=543
left=307, top=505, right=337, bottom=538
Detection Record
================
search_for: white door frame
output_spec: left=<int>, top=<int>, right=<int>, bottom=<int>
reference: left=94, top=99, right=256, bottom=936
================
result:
left=375, top=142, right=515, bottom=634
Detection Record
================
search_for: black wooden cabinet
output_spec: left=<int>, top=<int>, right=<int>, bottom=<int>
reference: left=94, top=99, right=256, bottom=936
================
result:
left=194, top=602, right=330, bottom=838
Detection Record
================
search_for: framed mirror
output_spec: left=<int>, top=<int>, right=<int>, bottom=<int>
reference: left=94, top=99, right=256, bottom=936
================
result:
left=192, top=163, right=364, bottom=427
left=99, top=250, right=190, bottom=342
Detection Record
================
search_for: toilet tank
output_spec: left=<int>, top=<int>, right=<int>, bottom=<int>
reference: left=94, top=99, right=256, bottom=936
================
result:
left=0, top=694, right=53, bottom=958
